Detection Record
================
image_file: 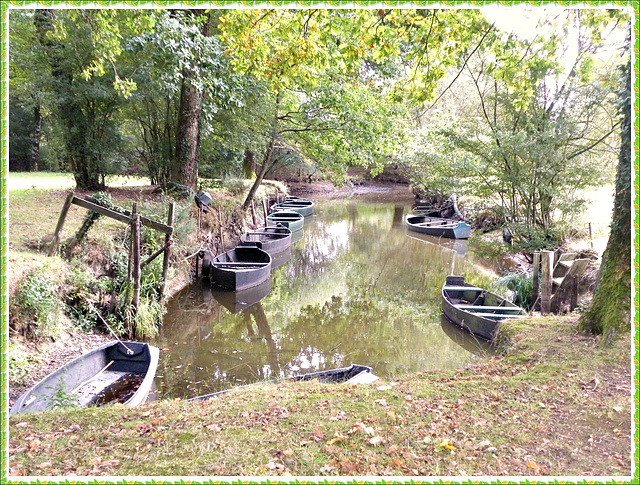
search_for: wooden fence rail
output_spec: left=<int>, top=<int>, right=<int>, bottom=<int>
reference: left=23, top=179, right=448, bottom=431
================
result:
left=49, top=192, right=176, bottom=315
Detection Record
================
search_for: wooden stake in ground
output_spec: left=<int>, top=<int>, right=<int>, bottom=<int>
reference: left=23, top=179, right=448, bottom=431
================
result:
left=251, top=200, right=258, bottom=226
left=262, top=199, right=269, bottom=226
left=160, top=202, right=175, bottom=297
left=49, top=191, right=74, bottom=256
left=217, top=206, right=225, bottom=251
left=532, top=252, right=540, bottom=310
left=540, top=250, right=553, bottom=315
left=131, top=208, right=141, bottom=315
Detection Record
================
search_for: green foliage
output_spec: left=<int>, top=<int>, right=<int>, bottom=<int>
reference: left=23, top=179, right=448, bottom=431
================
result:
left=508, top=223, right=563, bottom=255
left=43, top=382, right=79, bottom=411
left=9, top=344, right=41, bottom=387
left=12, top=267, right=64, bottom=338
left=491, top=271, right=534, bottom=309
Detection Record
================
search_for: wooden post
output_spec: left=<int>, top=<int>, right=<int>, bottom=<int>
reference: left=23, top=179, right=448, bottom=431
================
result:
left=532, top=252, right=540, bottom=310
left=568, top=275, right=579, bottom=311
left=251, top=200, right=258, bottom=226
left=49, top=191, right=74, bottom=256
left=217, top=206, right=225, bottom=251
left=540, top=250, right=553, bottom=315
left=588, top=223, right=594, bottom=249
left=160, top=202, right=175, bottom=297
left=131, top=205, right=141, bottom=314
left=262, top=199, right=269, bottom=226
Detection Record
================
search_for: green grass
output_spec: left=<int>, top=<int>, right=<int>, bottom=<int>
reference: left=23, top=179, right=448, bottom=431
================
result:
left=8, top=172, right=150, bottom=191
left=9, top=316, right=632, bottom=477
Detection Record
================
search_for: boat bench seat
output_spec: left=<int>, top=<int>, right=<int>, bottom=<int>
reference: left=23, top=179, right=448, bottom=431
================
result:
left=443, top=286, right=483, bottom=291
left=455, top=305, right=523, bottom=311
left=468, top=312, right=528, bottom=319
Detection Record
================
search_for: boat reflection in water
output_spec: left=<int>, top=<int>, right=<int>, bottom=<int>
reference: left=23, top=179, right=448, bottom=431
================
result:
left=405, top=231, right=469, bottom=256
left=439, top=315, right=495, bottom=357
left=210, top=278, right=272, bottom=314
left=270, top=246, right=292, bottom=270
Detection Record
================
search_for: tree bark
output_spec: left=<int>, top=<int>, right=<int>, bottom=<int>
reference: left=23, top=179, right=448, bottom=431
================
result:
left=27, top=105, right=42, bottom=172
left=169, top=10, right=212, bottom=188
left=243, top=149, right=257, bottom=178
left=171, top=78, right=203, bottom=188
left=578, top=60, right=632, bottom=343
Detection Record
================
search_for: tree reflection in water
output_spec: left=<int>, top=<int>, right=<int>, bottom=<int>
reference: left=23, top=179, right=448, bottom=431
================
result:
left=153, top=200, right=503, bottom=399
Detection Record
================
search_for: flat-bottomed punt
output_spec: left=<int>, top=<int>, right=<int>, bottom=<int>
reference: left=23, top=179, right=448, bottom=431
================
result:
left=208, top=243, right=272, bottom=291
left=270, top=199, right=315, bottom=216
left=11, top=341, right=159, bottom=414
left=240, top=225, right=292, bottom=255
left=188, top=364, right=379, bottom=401
left=441, top=275, right=528, bottom=341
left=406, top=214, right=471, bottom=239
left=266, top=210, right=304, bottom=232
left=291, top=364, right=379, bottom=384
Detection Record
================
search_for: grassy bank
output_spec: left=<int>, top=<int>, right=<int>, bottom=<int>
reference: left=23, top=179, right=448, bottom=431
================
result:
left=8, top=316, right=632, bottom=478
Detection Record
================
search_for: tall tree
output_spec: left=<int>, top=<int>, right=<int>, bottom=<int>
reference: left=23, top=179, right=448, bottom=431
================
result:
left=578, top=59, right=631, bottom=343
left=427, top=10, right=627, bottom=239
left=218, top=9, right=488, bottom=210
left=21, top=9, right=155, bottom=189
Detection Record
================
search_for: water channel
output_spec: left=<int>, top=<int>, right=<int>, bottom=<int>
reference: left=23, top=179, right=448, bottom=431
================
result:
left=152, top=193, right=503, bottom=400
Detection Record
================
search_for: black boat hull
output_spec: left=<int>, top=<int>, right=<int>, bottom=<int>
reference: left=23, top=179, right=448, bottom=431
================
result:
left=210, top=245, right=272, bottom=291
left=406, top=215, right=471, bottom=239
left=441, top=275, right=527, bottom=341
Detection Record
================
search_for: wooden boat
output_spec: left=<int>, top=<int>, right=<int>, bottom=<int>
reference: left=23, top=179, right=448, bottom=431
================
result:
left=405, top=214, right=471, bottom=239
left=209, top=242, right=272, bottom=291
left=266, top=209, right=304, bottom=232
left=291, top=364, right=379, bottom=384
left=188, top=364, right=379, bottom=401
left=441, top=275, right=528, bottom=341
left=271, top=199, right=314, bottom=216
left=11, top=341, right=159, bottom=414
left=240, top=225, right=292, bottom=255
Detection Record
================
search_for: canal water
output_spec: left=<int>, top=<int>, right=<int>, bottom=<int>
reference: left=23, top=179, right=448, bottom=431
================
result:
left=152, top=195, right=501, bottom=400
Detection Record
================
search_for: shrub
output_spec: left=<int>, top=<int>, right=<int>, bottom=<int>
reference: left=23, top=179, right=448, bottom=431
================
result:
left=491, top=271, right=534, bottom=310
left=12, top=268, right=64, bottom=338
left=9, top=344, right=40, bottom=387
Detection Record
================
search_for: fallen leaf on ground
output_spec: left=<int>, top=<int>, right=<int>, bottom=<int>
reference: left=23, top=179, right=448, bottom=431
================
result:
left=327, top=432, right=348, bottom=445
left=368, top=436, right=384, bottom=446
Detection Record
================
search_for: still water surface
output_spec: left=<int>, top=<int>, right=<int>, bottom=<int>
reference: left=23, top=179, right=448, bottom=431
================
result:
left=153, top=198, right=500, bottom=400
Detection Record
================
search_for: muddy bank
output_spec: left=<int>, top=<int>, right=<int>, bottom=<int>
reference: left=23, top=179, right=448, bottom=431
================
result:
left=286, top=180, right=414, bottom=202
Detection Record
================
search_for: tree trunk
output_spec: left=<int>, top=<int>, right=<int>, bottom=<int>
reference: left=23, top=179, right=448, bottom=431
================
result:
left=27, top=105, right=42, bottom=172
left=242, top=138, right=276, bottom=212
left=171, top=78, right=203, bottom=188
left=169, top=10, right=212, bottom=188
left=578, top=61, right=631, bottom=344
left=243, top=149, right=257, bottom=178
left=242, top=94, right=282, bottom=212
